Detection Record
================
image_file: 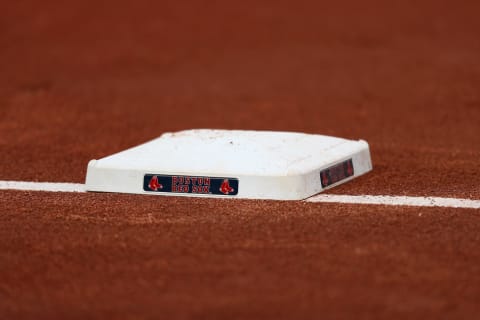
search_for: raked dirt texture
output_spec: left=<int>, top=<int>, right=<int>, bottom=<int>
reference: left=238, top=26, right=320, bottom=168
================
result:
left=1, top=0, right=480, bottom=319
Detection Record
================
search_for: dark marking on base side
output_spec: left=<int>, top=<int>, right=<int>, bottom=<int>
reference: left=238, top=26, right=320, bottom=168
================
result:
left=144, top=174, right=239, bottom=196
left=320, top=159, right=354, bottom=188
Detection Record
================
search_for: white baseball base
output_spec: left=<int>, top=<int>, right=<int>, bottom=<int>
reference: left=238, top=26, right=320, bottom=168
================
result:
left=85, top=129, right=372, bottom=200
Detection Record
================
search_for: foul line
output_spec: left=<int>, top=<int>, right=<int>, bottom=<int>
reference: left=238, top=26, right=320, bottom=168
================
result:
left=0, top=181, right=86, bottom=193
left=306, top=194, right=480, bottom=209
left=0, top=180, right=479, bottom=209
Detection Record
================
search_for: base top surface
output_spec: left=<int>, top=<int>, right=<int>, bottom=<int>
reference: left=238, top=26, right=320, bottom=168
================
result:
left=94, top=129, right=366, bottom=176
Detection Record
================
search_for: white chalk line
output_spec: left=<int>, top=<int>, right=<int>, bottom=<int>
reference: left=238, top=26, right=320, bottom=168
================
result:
left=0, top=180, right=479, bottom=209
left=0, top=181, right=86, bottom=193
left=306, top=194, right=480, bottom=209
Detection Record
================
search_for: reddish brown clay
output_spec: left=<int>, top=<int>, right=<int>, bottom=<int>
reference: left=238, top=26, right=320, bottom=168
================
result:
left=1, top=0, right=480, bottom=318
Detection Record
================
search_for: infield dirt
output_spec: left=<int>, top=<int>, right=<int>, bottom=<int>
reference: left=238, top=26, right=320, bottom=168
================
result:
left=1, top=0, right=480, bottom=318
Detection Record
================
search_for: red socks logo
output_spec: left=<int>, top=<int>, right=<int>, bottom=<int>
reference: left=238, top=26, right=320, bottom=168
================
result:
left=219, top=179, right=234, bottom=195
left=148, top=175, right=163, bottom=191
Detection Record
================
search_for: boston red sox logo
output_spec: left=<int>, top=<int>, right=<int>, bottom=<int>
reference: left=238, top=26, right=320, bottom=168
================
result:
left=148, top=175, right=163, bottom=191
left=219, top=178, right=234, bottom=195
left=346, top=160, right=353, bottom=176
left=321, top=171, right=329, bottom=187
